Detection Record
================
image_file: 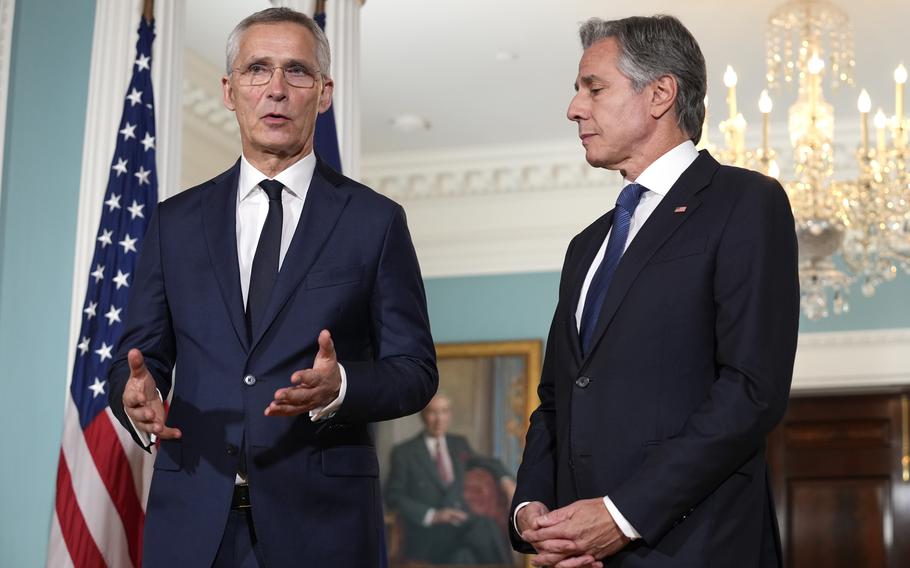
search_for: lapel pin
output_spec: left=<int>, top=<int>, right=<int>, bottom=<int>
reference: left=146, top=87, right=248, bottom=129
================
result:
left=674, top=206, right=687, bottom=213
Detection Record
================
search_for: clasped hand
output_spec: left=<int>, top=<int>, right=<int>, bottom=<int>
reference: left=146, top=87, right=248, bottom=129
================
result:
left=518, top=498, right=630, bottom=568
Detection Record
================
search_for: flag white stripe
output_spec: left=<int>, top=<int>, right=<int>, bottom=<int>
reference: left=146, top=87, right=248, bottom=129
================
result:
left=60, top=403, right=133, bottom=568
left=106, top=406, right=154, bottom=506
left=46, top=513, right=76, bottom=568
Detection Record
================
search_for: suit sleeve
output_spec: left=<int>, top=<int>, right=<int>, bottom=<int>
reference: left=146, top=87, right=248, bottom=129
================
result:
left=508, top=239, right=578, bottom=553
left=333, top=205, right=438, bottom=423
left=610, top=177, right=799, bottom=544
left=384, top=443, right=435, bottom=526
left=107, top=207, right=177, bottom=450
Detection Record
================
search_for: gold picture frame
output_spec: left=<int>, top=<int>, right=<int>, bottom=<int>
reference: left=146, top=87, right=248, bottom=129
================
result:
left=379, top=339, right=542, bottom=568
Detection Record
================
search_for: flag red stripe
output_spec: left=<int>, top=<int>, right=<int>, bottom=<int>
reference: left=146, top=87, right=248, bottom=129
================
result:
left=84, top=414, right=145, bottom=568
left=55, top=449, right=107, bottom=568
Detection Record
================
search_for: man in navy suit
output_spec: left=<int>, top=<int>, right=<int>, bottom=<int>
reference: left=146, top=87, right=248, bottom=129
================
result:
left=108, top=7, right=437, bottom=567
left=510, top=15, right=799, bottom=568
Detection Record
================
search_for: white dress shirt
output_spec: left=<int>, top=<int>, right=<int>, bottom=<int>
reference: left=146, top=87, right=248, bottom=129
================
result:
left=514, top=140, right=699, bottom=540
left=128, top=152, right=347, bottom=450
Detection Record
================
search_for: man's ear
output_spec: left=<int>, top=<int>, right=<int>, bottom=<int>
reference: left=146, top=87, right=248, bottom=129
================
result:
left=318, top=78, right=334, bottom=114
left=222, top=75, right=236, bottom=112
left=650, top=74, right=677, bottom=120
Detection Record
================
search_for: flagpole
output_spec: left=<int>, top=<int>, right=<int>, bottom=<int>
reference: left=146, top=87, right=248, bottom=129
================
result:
left=143, top=0, right=154, bottom=23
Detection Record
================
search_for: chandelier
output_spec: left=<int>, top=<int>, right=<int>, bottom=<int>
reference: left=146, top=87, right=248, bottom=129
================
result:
left=700, top=0, right=910, bottom=320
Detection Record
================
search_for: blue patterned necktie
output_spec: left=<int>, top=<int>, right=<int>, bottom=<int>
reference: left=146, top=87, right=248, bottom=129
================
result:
left=579, top=182, right=647, bottom=355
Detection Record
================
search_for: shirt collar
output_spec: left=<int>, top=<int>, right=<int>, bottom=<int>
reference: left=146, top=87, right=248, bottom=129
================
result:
left=625, top=140, right=698, bottom=197
left=237, top=152, right=317, bottom=203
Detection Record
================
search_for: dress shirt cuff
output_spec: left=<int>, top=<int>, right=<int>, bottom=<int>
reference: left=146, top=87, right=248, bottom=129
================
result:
left=422, top=508, right=436, bottom=527
left=127, top=388, right=163, bottom=448
left=603, top=496, right=641, bottom=540
left=309, top=363, right=347, bottom=421
left=513, top=501, right=532, bottom=534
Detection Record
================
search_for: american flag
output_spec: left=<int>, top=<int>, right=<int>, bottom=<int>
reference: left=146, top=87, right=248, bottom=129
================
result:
left=47, top=17, right=158, bottom=568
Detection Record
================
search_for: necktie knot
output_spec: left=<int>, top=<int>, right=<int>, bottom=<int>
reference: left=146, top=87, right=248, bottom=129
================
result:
left=616, top=182, right=647, bottom=215
left=259, top=179, right=284, bottom=201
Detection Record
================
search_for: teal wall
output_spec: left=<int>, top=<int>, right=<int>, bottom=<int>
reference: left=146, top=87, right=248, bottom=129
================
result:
left=0, top=0, right=96, bottom=566
left=0, top=3, right=908, bottom=566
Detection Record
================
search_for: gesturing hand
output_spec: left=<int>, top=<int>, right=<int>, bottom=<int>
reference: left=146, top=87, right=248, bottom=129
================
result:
left=122, top=349, right=182, bottom=440
left=265, top=329, right=342, bottom=417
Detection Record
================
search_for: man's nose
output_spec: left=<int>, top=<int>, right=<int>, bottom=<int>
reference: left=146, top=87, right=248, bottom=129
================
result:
left=266, top=68, right=288, bottom=99
left=567, top=91, right=587, bottom=122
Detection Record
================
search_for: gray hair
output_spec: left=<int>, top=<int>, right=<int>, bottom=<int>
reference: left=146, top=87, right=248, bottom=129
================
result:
left=225, top=7, right=331, bottom=78
left=579, top=15, right=707, bottom=144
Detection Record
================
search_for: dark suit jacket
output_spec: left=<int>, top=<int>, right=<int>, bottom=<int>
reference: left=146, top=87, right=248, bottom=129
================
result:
left=108, top=158, right=438, bottom=568
left=510, top=151, right=799, bottom=567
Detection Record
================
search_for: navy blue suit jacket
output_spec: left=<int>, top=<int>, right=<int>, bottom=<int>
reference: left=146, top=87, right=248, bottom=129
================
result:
left=510, top=152, right=799, bottom=567
left=109, top=158, right=438, bottom=567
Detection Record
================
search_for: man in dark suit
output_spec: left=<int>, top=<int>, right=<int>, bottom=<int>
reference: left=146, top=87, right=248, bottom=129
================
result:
left=107, top=8, right=437, bottom=567
left=511, top=15, right=799, bottom=568
left=385, top=394, right=514, bottom=564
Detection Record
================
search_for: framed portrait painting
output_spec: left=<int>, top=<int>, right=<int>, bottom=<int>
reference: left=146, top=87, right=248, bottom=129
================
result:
left=378, top=340, right=542, bottom=567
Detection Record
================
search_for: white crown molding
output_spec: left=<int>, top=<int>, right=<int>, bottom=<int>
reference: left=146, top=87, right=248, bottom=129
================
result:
left=67, top=0, right=185, bottom=386
left=792, top=328, right=910, bottom=391
left=0, top=0, right=15, bottom=213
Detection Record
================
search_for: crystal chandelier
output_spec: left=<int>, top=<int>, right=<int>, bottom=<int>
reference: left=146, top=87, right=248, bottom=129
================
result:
left=700, top=0, right=910, bottom=319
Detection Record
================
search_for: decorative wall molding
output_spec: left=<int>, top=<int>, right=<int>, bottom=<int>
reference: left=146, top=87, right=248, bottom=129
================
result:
left=0, top=0, right=15, bottom=211
left=68, top=0, right=185, bottom=379
left=792, top=328, right=910, bottom=391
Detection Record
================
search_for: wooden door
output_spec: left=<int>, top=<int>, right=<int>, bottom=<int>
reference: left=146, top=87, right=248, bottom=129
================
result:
left=768, top=391, right=910, bottom=567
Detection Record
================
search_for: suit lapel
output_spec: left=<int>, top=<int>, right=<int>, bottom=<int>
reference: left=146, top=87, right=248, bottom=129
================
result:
left=583, top=151, right=719, bottom=364
left=566, top=213, right=613, bottom=367
left=250, top=160, right=350, bottom=349
left=201, top=161, right=249, bottom=352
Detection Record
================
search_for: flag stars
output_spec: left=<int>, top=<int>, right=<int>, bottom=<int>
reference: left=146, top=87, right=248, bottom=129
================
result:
left=88, top=377, right=107, bottom=398
left=84, top=301, right=98, bottom=319
left=112, top=158, right=128, bottom=177
left=135, top=53, right=151, bottom=71
left=97, top=229, right=113, bottom=248
left=105, top=305, right=122, bottom=326
left=119, top=234, right=138, bottom=254
left=140, top=132, right=155, bottom=152
left=126, top=87, right=143, bottom=106
left=105, top=193, right=121, bottom=212
left=113, top=270, right=130, bottom=289
left=77, top=336, right=90, bottom=356
left=90, top=264, right=105, bottom=283
left=127, top=200, right=145, bottom=220
left=95, top=342, right=113, bottom=363
left=120, top=122, right=137, bottom=141
left=134, top=166, right=151, bottom=186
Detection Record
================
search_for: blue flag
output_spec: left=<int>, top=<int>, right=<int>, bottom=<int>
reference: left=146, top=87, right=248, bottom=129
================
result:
left=314, top=10, right=343, bottom=172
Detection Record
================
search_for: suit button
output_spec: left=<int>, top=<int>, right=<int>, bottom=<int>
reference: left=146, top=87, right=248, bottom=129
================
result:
left=575, top=376, right=590, bottom=388
left=243, top=374, right=257, bottom=386
left=226, top=444, right=238, bottom=456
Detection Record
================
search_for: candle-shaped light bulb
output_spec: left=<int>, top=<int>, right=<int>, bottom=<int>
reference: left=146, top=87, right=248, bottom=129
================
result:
left=858, top=89, right=871, bottom=153
left=723, top=65, right=738, bottom=87
left=896, top=63, right=907, bottom=122
left=875, top=108, right=888, bottom=155
left=759, top=90, right=772, bottom=154
left=724, top=65, right=738, bottom=120
left=875, top=108, right=888, bottom=129
left=759, top=89, right=773, bottom=114
left=808, top=52, right=825, bottom=75
left=857, top=89, right=872, bottom=113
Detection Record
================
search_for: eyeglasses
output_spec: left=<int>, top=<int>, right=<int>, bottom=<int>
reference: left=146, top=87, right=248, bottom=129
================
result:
left=232, top=63, right=320, bottom=89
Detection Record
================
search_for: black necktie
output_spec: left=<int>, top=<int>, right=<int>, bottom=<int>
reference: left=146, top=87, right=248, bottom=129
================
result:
left=245, top=179, right=284, bottom=341
left=579, top=182, right=647, bottom=355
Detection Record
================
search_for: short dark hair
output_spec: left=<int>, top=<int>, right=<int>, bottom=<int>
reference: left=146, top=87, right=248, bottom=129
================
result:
left=579, top=15, right=707, bottom=144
